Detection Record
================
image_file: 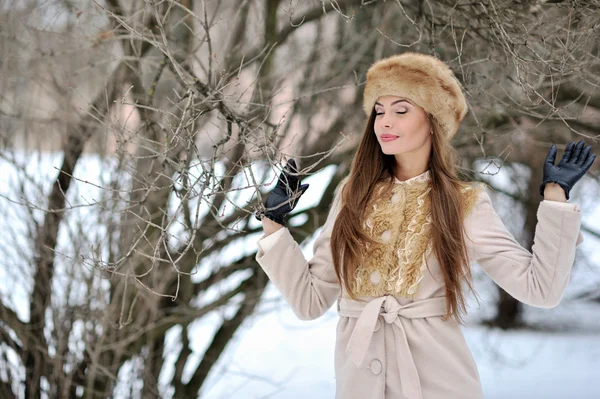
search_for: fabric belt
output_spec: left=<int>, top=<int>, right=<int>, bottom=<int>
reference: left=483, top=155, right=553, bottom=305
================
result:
left=338, top=295, right=447, bottom=399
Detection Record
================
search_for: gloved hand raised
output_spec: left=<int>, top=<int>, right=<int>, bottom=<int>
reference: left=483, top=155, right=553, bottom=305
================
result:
left=255, top=158, right=310, bottom=227
left=540, top=140, right=596, bottom=200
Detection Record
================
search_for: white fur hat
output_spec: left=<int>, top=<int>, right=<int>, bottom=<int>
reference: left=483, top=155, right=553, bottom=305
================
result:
left=362, top=52, right=468, bottom=140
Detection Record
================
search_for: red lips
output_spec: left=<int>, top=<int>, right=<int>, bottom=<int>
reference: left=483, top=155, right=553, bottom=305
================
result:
left=381, top=134, right=400, bottom=142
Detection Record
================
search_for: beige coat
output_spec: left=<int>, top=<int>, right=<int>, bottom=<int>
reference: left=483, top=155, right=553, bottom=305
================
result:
left=255, top=180, right=584, bottom=399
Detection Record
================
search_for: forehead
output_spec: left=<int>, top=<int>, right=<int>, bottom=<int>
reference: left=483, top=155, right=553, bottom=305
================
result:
left=374, top=96, right=413, bottom=106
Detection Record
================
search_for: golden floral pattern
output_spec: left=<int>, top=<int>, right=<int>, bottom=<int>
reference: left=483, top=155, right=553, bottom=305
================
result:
left=350, top=171, right=482, bottom=298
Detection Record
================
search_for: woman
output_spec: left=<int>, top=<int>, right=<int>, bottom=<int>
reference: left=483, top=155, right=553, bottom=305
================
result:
left=253, top=52, right=596, bottom=399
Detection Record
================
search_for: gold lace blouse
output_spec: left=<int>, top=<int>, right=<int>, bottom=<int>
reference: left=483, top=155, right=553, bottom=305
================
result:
left=350, top=170, right=481, bottom=298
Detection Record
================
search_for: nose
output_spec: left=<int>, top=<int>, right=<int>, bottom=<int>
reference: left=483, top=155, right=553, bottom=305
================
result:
left=380, top=113, right=392, bottom=128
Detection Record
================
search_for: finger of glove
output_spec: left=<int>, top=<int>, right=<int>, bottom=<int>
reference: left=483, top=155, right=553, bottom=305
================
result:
left=545, top=144, right=557, bottom=166
left=285, top=159, right=302, bottom=181
left=285, top=159, right=301, bottom=183
left=561, top=142, right=575, bottom=163
left=299, top=184, right=310, bottom=194
left=282, top=190, right=300, bottom=209
left=285, top=158, right=298, bottom=173
left=286, top=184, right=309, bottom=208
left=280, top=174, right=299, bottom=194
left=278, top=163, right=299, bottom=191
left=581, top=153, right=596, bottom=172
left=576, top=145, right=592, bottom=166
left=570, top=140, right=585, bottom=164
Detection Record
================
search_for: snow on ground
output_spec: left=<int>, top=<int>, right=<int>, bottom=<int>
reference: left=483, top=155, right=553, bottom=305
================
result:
left=198, top=159, right=600, bottom=399
left=1, top=152, right=599, bottom=398
left=196, top=284, right=600, bottom=399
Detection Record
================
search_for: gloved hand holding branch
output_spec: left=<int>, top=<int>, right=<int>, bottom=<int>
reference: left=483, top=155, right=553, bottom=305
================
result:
left=255, top=158, right=310, bottom=227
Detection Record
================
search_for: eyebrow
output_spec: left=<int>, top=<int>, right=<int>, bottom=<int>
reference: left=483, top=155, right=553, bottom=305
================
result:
left=374, top=99, right=411, bottom=107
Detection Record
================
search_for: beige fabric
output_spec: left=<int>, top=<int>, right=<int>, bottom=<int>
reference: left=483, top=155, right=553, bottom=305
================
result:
left=255, top=174, right=584, bottom=399
left=338, top=295, right=447, bottom=399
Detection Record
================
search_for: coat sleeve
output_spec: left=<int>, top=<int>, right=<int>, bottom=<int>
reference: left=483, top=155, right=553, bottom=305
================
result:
left=255, top=179, right=346, bottom=320
left=464, top=186, right=584, bottom=308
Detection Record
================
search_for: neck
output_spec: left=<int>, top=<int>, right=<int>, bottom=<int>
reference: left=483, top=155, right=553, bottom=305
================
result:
left=393, top=143, right=431, bottom=181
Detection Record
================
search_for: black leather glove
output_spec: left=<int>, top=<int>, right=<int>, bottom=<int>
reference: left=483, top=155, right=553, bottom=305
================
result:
left=540, top=140, right=596, bottom=200
left=254, top=158, right=309, bottom=227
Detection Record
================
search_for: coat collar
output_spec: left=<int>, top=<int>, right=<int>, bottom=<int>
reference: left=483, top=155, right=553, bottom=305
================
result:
left=393, top=169, right=431, bottom=185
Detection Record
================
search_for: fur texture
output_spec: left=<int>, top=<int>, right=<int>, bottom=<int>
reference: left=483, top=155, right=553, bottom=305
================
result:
left=362, top=52, right=468, bottom=140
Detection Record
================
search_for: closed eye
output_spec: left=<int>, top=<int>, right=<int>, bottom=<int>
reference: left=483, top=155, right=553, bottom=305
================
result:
left=375, top=111, right=407, bottom=116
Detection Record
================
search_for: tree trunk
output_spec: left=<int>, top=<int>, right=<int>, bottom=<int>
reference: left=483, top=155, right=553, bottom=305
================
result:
left=490, top=148, right=545, bottom=329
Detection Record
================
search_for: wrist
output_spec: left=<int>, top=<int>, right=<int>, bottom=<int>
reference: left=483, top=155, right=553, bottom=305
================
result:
left=262, top=215, right=285, bottom=235
left=262, top=212, right=286, bottom=227
left=543, top=183, right=567, bottom=202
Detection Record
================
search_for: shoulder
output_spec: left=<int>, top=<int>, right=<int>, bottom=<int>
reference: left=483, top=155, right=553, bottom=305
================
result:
left=336, top=175, right=351, bottom=195
left=329, top=175, right=351, bottom=215
left=334, top=175, right=352, bottom=205
left=459, top=181, right=493, bottom=218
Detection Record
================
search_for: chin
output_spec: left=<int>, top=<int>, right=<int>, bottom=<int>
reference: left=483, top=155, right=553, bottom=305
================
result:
left=381, top=145, right=409, bottom=155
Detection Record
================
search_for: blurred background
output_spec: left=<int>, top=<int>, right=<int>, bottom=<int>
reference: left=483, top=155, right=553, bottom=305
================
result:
left=0, top=0, right=599, bottom=398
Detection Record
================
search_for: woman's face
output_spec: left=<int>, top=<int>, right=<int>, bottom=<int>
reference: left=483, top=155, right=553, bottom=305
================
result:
left=373, top=95, right=432, bottom=156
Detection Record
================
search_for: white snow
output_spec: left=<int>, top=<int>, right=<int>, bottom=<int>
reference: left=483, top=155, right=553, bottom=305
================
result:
left=1, top=152, right=599, bottom=398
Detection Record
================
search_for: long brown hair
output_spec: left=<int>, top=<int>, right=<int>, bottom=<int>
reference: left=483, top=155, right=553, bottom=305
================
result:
left=330, top=108, right=482, bottom=325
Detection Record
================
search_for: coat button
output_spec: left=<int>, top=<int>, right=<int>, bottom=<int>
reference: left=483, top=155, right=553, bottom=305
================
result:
left=370, top=359, right=382, bottom=375
left=391, top=193, right=400, bottom=204
left=374, top=318, right=381, bottom=332
left=381, top=229, right=392, bottom=242
left=370, top=271, right=381, bottom=284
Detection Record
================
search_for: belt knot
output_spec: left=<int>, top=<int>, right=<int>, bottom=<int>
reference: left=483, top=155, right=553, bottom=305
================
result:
left=381, top=295, right=404, bottom=324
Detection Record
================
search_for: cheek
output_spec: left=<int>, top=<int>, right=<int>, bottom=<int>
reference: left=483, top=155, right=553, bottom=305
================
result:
left=373, top=119, right=381, bottom=131
left=410, top=132, right=430, bottom=145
